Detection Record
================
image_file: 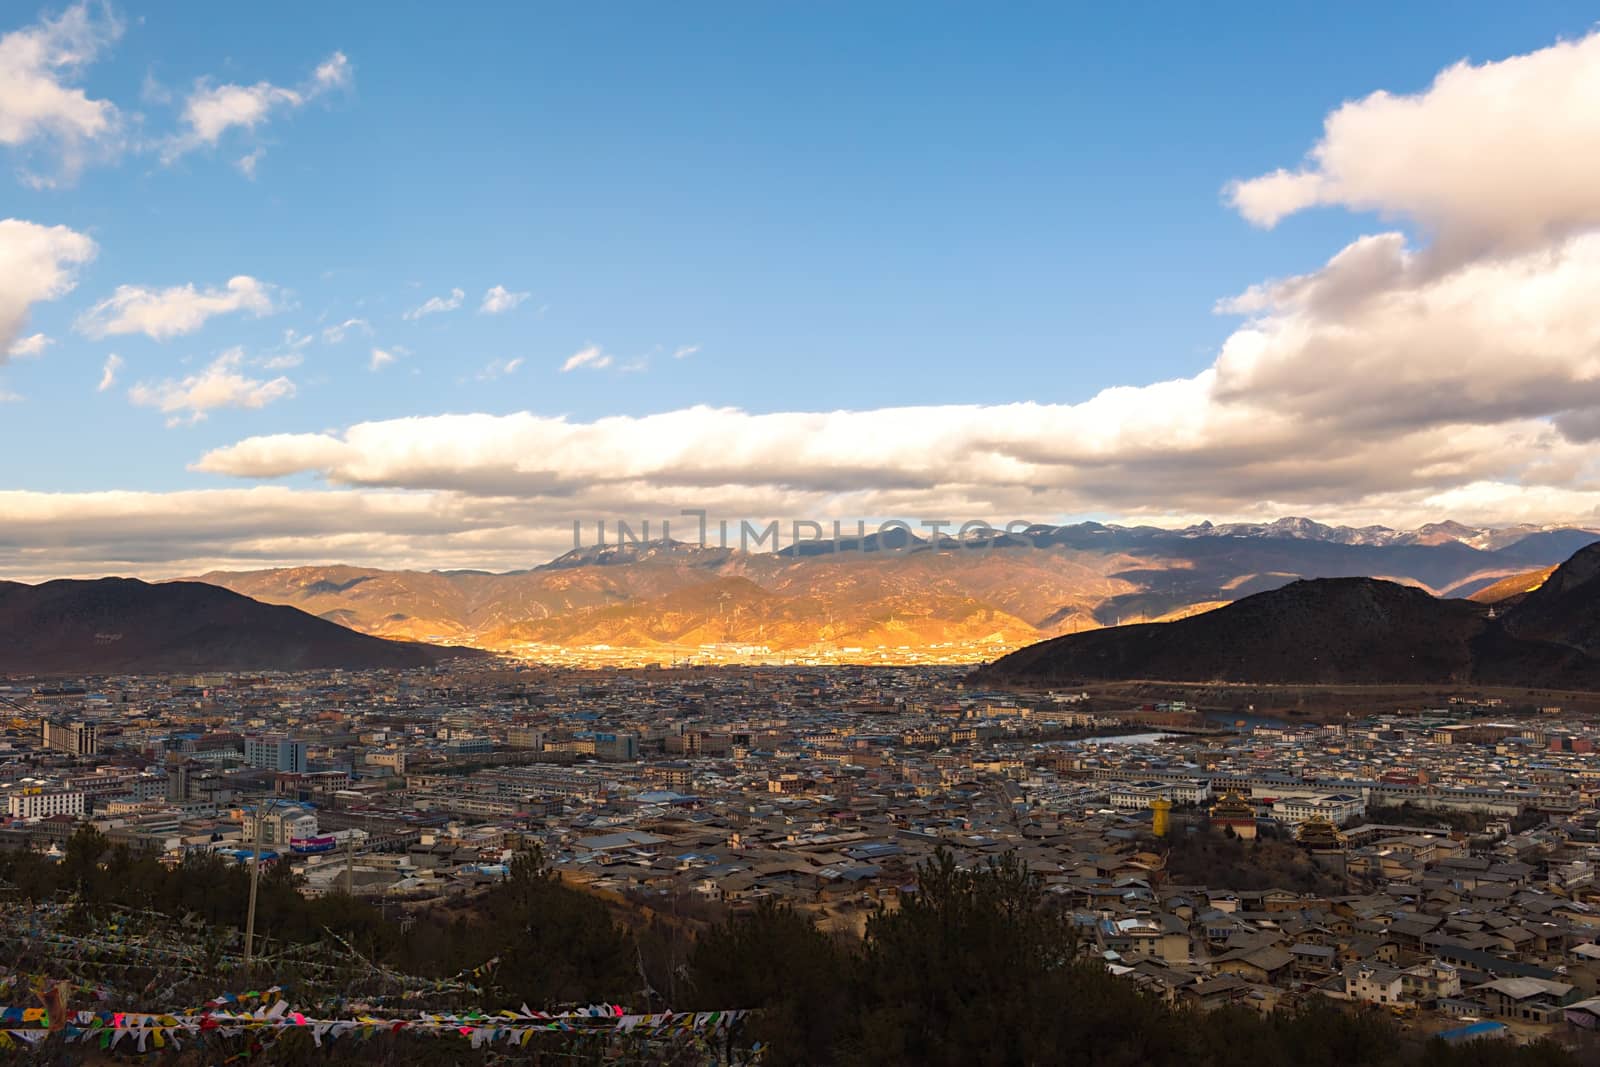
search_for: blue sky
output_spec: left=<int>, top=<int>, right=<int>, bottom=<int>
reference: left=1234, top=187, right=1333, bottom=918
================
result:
left=4, top=3, right=1600, bottom=575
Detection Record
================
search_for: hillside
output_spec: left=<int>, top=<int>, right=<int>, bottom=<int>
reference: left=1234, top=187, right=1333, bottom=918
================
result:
left=1498, top=543, right=1600, bottom=652
left=977, top=578, right=1487, bottom=685
left=0, top=578, right=482, bottom=676
left=1468, top=566, right=1557, bottom=603
left=186, top=520, right=1599, bottom=660
left=977, top=541, right=1600, bottom=689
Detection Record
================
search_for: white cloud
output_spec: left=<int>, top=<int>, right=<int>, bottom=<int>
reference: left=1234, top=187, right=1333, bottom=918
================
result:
left=77, top=275, right=278, bottom=341
left=191, top=217, right=1600, bottom=527
left=0, top=386, right=19, bottom=403
left=176, top=404, right=1600, bottom=552
left=403, top=288, right=464, bottom=321
left=475, top=356, right=524, bottom=380
left=1227, top=31, right=1600, bottom=258
left=321, top=317, right=370, bottom=343
left=7, top=333, right=51, bottom=359
left=0, top=218, right=97, bottom=360
left=479, top=285, right=529, bottom=314
left=368, top=346, right=396, bottom=371
left=170, top=82, right=301, bottom=158
left=235, top=146, right=265, bottom=179
left=1209, top=231, right=1600, bottom=429
left=165, top=50, right=352, bottom=163
left=672, top=344, right=700, bottom=360
left=2, top=413, right=1595, bottom=579
left=128, top=348, right=295, bottom=425
left=560, top=343, right=612, bottom=372
left=312, top=51, right=352, bottom=92
left=96, top=352, right=121, bottom=391
left=252, top=330, right=311, bottom=370
left=0, top=2, right=124, bottom=184
left=0, top=486, right=578, bottom=580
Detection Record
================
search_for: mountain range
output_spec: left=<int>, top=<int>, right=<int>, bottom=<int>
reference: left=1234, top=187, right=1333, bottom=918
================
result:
left=0, top=578, right=481, bottom=676
left=976, top=541, right=1600, bottom=689
left=186, top=518, right=1600, bottom=660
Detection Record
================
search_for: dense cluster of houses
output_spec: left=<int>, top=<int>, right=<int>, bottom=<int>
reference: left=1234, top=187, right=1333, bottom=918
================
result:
left=5, top=667, right=1600, bottom=1047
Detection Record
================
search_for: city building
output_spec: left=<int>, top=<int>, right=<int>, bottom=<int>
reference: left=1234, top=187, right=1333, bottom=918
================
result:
left=40, top=718, right=98, bottom=756
left=249, top=805, right=319, bottom=845
left=7, top=787, right=87, bottom=820
left=1270, top=793, right=1365, bottom=826
left=243, top=735, right=308, bottom=773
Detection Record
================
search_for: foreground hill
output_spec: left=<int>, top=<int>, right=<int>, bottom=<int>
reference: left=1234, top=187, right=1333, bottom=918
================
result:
left=188, top=519, right=1598, bottom=659
left=0, top=578, right=482, bottom=675
left=977, top=541, right=1600, bottom=689
left=1499, top=542, right=1600, bottom=656
left=978, top=578, right=1488, bottom=685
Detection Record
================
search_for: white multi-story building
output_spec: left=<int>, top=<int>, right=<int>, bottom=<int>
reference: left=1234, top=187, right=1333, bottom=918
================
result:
left=249, top=806, right=318, bottom=845
left=1109, top=784, right=1166, bottom=811
left=1109, top=779, right=1213, bottom=811
left=1271, top=793, right=1365, bottom=826
left=1400, top=961, right=1462, bottom=1002
left=1343, top=963, right=1407, bottom=1005
left=243, top=735, right=307, bottom=773
left=1342, top=961, right=1460, bottom=1006
left=1166, top=779, right=1214, bottom=805
left=7, top=788, right=87, bottom=820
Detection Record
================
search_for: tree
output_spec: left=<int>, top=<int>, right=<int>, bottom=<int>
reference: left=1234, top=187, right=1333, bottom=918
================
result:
left=688, top=897, right=850, bottom=1065
left=398, top=848, right=635, bottom=1008
left=59, top=825, right=107, bottom=897
left=842, top=850, right=1082, bottom=1066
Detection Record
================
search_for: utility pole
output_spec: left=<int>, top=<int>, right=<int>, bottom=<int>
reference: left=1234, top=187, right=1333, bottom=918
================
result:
left=243, top=798, right=280, bottom=972
left=243, top=810, right=263, bottom=973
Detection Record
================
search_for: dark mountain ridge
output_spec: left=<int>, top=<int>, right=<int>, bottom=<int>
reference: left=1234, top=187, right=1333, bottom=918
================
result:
left=977, top=541, right=1600, bottom=689
left=0, top=578, right=482, bottom=676
left=1500, top=544, right=1600, bottom=656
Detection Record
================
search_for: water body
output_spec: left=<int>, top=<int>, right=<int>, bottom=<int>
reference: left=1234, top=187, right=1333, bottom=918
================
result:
left=1081, top=732, right=1179, bottom=746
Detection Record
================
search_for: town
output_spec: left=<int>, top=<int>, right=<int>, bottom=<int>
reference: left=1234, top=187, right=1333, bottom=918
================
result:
left=5, top=664, right=1600, bottom=1052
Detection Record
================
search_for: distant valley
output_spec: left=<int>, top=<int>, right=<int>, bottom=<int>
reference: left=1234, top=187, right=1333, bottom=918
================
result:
left=186, top=518, right=1600, bottom=663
